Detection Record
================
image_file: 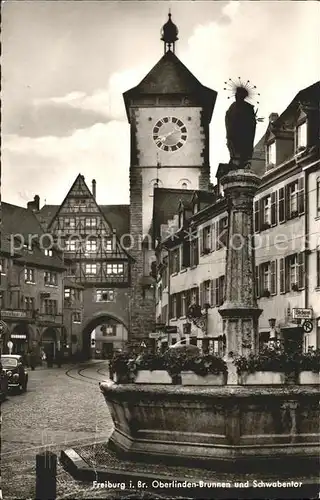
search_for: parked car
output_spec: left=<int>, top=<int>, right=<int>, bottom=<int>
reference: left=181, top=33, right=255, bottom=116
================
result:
left=1, top=355, right=28, bottom=393
left=0, top=364, right=9, bottom=401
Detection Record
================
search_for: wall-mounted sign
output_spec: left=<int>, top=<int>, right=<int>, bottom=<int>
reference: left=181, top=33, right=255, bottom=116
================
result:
left=2, top=310, right=28, bottom=318
left=149, top=332, right=160, bottom=339
left=11, top=334, right=27, bottom=339
left=292, top=308, right=312, bottom=320
left=164, top=326, right=177, bottom=334
left=303, top=320, right=313, bottom=333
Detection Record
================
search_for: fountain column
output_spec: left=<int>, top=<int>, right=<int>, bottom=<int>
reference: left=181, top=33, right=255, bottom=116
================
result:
left=219, top=83, right=262, bottom=383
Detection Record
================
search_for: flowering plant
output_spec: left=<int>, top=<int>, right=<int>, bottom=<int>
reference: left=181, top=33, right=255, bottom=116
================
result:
left=184, top=354, right=227, bottom=376
left=233, top=346, right=294, bottom=374
left=298, top=348, right=320, bottom=373
left=134, top=353, right=165, bottom=371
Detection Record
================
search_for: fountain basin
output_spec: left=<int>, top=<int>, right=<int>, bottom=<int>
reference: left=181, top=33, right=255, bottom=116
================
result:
left=100, top=382, right=319, bottom=469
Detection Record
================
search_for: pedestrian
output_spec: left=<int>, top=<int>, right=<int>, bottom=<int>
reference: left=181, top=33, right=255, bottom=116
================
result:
left=29, top=351, right=36, bottom=370
left=56, top=349, right=62, bottom=368
left=46, top=350, right=53, bottom=368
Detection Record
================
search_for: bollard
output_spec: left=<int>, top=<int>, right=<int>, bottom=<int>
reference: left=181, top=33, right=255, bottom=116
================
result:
left=36, top=451, right=57, bottom=500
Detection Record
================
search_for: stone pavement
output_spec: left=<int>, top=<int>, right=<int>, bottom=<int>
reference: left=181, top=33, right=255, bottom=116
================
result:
left=1, top=361, right=114, bottom=500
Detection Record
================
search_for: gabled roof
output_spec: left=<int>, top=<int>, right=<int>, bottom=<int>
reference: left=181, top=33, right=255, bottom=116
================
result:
left=123, top=50, right=217, bottom=122
left=152, top=188, right=195, bottom=240
left=100, top=205, right=130, bottom=236
left=1, top=202, right=45, bottom=238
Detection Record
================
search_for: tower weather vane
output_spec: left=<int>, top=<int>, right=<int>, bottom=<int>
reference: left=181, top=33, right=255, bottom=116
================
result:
left=224, top=78, right=264, bottom=169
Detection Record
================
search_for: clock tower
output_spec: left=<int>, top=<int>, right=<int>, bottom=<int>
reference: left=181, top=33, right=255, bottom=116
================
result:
left=124, top=13, right=217, bottom=343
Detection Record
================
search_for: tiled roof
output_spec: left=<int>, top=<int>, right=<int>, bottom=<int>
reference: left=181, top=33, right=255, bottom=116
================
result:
left=100, top=205, right=130, bottom=236
left=38, top=204, right=130, bottom=237
left=1, top=202, right=44, bottom=238
left=123, top=50, right=217, bottom=122
left=152, top=188, right=194, bottom=239
left=64, top=278, right=84, bottom=290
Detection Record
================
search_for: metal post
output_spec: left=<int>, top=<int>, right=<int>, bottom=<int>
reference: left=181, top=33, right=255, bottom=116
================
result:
left=36, top=451, right=57, bottom=500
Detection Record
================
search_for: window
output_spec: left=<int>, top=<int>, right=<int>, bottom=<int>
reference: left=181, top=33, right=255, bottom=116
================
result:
left=182, top=240, right=190, bottom=268
left=85, top=263, right=97, bottom=275
left=200, top=280, right=211, bottom=306
left=64, top=288, right=71, bottom=299
left=104, top=238, right=113, bottom=252
left=211, top=276, right=225, bottom=306
left=288, top=181, right=298, bottom=217
left=191, top=287, right=199, bottom=305
left=85, top=218, right=97, bottom=228
left=280, top=253, right=305, bottom=293
left=216, top=217, right=228, bottom=249
left=25, top=268, right=35, bottom=283
left=200, top=226, right=211, bottom=254
left=73, top=312, right=81, bottom=323
left=85, top=238, right=97, bottom=253
left=262, top=195, right=271, bottom=227
left=317, top=251, right=320, bottom=288
left=74, top=200, right=86, bottom=211
left=170, top=248, right=180, bottom=274
left=44, top=249, right=53, bottom=257
left=96, top=289, right=114, bottom=302
left=101, top=325, right=116, bottom=336
left=256, top=261, right=277, bottom=297
left=181, top=292, right=187, bottom=317
left=296, top=121, right=307, bottom=149
left=64, top=218, right=75, bottom=229
left=43, top=299, right=58, bottom=315
left=266, top=141, right=276, bottom=167
left=44, top=271, right=57, bottom=286
left=25, top=297, right=35, bottom=310
left=190, top=238, right=199, bottom=267
left=106, top=263, right=124, bottom=276
left=0, top=258, right=6, bottom=275
left=169, top=294, right=177, bottom=319
left=65, top=239, right=77, bottom=252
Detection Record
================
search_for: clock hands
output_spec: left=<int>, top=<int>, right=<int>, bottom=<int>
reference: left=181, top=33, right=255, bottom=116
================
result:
left=158, top=127, right=180, bottom=143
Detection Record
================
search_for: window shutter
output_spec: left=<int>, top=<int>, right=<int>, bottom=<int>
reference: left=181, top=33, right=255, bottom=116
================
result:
left=317, top=251, right=320, bottom=288
left=215, top=278, right=219, bottom=306
left=210, top=279, right=216, bottom=306
left=254, top=201, right=260, bottom=232
left=221, top=275, right=225, bottom=304
left=211, top=222, right=216, bottom=251
left=271, top=192, right=277, bottom=226
left=255, top=265, right=260, bottom=298
left=176, top=293, right=181, bottom=318
left=279, top=188, right=285, bottom=223
left=285, top=257, right=290, bottom=293
left=216, top=221, right=221, bottom=250
left=279, top=258, right=285, bottom=294
left=270, top=260, right=277, bottom=295
left=169, top=295, right=173, bottom=319
left=298, top=252, right=305, bottom=289
left=199, top=283, right=204, bottom=308
left=298, top=177, right=305, bottom=215
left=284, top=184, right=290, bottom=221
left=199, top=229, right=204, bottom=255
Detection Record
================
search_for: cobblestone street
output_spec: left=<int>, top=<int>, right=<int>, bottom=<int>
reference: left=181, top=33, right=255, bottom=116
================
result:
left=1, top=360, right=114, bottom=499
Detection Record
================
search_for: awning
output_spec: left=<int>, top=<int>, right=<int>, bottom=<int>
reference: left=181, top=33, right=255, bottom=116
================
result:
left=139, top=276, right=156, bottom=287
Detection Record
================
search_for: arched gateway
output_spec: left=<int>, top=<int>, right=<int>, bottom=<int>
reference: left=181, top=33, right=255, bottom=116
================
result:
left=82, top=313, right=128, bottom=360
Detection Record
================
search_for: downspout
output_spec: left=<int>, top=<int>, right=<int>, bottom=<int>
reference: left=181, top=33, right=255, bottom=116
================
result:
left=304, top=169, right=309, bottom=352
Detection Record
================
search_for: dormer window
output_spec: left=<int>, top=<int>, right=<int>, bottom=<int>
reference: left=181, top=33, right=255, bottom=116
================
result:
left=296, top=121, right=307, bottom=150
left=266, top=141, right=276, bottom=168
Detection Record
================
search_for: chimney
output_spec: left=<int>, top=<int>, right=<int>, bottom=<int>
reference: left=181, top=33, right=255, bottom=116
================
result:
left=92, top=179, right=96, bottom=199
left=269, top=113, right=279, bottom=124
left=27, top=195, right=40, bottom=212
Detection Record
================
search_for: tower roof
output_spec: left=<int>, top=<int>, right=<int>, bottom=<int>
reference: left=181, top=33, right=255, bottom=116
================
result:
left=123, top=51, right=217, bottom=122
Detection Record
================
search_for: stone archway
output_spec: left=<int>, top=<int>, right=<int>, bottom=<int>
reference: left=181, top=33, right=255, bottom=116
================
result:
left=41, top=327, right=58, bottom=361
left=82, top=313, right=128, bottom=360
left=10, top=322, right=30, bottom=354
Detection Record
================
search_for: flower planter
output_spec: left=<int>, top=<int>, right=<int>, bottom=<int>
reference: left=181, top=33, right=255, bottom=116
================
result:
left=181, top=371, right=226, bottom=385
left=134, top=370, right=172, bottom=384
left=240, top=371, right=285, bottom=385
left=299, top=371, right=320, bottom=385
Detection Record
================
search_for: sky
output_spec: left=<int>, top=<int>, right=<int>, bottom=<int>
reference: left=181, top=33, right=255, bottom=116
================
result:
left=2, top=0, right=319, bottom=208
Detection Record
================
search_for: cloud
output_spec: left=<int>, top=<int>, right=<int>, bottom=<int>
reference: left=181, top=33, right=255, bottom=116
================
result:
left=2, top=120, right=130, bottom=206
left=2, top=1, right=319, bottom=207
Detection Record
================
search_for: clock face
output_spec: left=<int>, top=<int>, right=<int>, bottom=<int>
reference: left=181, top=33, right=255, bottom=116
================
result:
left=153, top=117, right=187, bottom=151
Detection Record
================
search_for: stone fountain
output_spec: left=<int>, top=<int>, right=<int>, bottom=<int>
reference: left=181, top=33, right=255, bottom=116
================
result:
left=100, top=85, right=319, bottom=471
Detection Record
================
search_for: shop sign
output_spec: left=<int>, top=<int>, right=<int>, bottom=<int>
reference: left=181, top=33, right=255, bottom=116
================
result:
left=292, top=308, right=312, bottom=320
left=2, top=310, right=28, bottom=318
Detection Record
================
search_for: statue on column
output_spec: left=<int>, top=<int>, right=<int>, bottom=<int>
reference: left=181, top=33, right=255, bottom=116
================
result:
left=225, top=81, right=259, bottom=169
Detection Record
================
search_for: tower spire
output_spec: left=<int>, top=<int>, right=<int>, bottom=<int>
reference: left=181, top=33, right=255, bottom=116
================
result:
left=161, top=11, right=179, bottom=54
